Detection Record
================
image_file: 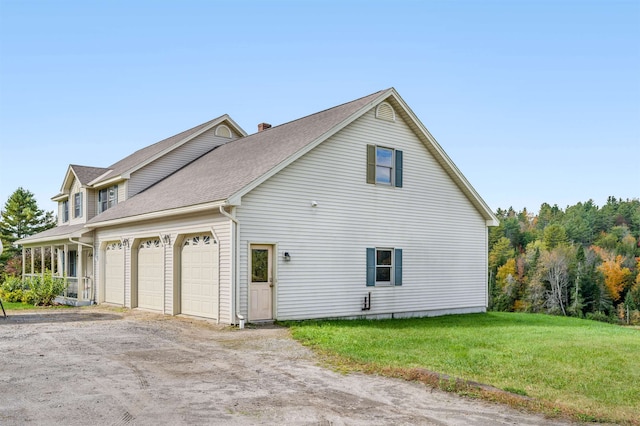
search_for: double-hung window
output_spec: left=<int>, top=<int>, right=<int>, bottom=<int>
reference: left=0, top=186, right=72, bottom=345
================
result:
left=367, top=144, right=403, bottom=187
left=62, top=200, right=69, bottom=223
left=73, top=192, right=83, bottom=218
left=68, top=250, right=77, bottom=277
left=98, top=185, right=118, bottom=213
left=366, top=247, right=403, bottom=286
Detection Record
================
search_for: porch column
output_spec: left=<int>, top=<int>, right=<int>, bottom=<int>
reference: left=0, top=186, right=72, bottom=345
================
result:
left=77, top=244, right=84, bottom=301
left=57, top=248, right=63, bottom=277
left=40, top=246, right=45, bottom=280
left=30, top=247, right=35, bottom=277
left=50, top=245, right=55, bottom=276
left=63, top=244, right=68, bottom=297
left=21, top=247, right=26, bottom=279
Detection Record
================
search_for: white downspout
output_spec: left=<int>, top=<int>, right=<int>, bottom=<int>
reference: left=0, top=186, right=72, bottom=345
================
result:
left=219, top=205, right=241, bottom=327
left=121, top=238, right=128, bottom=307
left=208, top=226, right=222, bottom=325
left=159, top=234, right=167, bottom=315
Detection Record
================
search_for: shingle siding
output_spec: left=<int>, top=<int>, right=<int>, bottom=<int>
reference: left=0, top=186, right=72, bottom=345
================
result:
left=237, top=108, right=487, bottom=320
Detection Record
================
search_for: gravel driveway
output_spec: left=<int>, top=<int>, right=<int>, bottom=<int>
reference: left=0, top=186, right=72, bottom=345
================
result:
left=0, top=306, right=571, bottom=425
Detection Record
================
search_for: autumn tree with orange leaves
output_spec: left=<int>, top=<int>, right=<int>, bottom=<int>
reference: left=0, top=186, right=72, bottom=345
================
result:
left=589, top=246, right=631, bottom=302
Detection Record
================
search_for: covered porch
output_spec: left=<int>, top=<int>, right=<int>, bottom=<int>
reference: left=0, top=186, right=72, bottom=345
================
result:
left=18, top=224, right=95, bottom=306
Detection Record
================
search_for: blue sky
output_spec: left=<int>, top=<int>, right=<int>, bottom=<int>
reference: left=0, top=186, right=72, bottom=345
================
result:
left=1, top=0, right=638, bottom=216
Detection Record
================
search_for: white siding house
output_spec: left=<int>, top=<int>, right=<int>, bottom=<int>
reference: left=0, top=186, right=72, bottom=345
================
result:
left=236, top=107, right=489, bottom=320
left=19, top=88, right=498, bottom=323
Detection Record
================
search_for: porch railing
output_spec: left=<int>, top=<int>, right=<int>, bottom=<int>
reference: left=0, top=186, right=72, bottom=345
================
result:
left=22, top=273, right=88, bottom=301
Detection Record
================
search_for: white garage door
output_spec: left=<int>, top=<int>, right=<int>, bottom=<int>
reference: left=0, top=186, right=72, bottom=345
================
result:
left=104, top=241, right=125, bottom=305
left=181, top=234, right=218, bottom=318
left=137, top=239, right=164, bottom=311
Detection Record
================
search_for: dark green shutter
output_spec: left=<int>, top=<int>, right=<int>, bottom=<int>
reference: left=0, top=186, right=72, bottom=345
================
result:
left=366, top=144, right=376, bottom=184
left=395, top=150, right=403, bottom=188
left=366, top=248, right=375, bottom=286
left=394, top=248, right=403, bottom=286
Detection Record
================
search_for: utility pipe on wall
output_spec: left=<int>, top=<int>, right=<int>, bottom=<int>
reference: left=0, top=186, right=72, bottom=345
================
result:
left=219, top=205, right=240, bottom=326
left=208, top=226, right=222, bottom=325
left=159, top=234, right=168, bottom=315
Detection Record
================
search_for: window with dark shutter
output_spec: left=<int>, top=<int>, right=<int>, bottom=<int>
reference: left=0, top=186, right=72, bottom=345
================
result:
left=366, top=247, right=403, bottom=286
left=366, top=144, right=403, bottom=187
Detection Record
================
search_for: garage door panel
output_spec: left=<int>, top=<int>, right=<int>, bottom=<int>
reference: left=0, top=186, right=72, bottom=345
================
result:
left=137, top=239, right=163, bottom=311
left=104, top=242, right=125, bottom=305
left=181, top=234, right=218, bottom=319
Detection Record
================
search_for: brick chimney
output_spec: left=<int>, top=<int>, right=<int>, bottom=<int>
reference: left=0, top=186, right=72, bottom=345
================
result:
left=258, top=122, right=272, bottom=132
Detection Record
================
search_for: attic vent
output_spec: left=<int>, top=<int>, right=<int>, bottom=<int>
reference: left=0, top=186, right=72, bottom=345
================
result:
left=215, top=124, right=232, bottom=138
left=376, top=102, right=395, bottom=122
left=216, top=124, right=231, bottom=138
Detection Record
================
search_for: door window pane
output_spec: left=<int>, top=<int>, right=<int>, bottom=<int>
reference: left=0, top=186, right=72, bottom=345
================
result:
left=251, top=249, right=268, bottom=282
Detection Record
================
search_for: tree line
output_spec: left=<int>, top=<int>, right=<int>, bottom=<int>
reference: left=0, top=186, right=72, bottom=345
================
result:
left=489, top=197, right=640, bottom=324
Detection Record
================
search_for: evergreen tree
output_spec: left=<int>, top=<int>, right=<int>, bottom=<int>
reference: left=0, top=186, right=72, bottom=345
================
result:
left=0, top=187, right=55, bottom=273
left=543, top=223, right=568, bottom=249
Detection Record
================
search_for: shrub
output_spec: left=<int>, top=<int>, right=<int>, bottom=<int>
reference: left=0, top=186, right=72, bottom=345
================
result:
left=585, top=311, right=614, bottom=324
left=23, top=272, right=66, bottom=306
left=0, top=276, right=27, bottom=302
left=1, top=275, right=26, bottom=292
left=0, top=288, right=24, bottom=302
left=0, top=272, right=65, bottom=306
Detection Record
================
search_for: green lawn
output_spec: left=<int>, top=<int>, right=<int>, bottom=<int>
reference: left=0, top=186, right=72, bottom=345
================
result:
left=1, top=301, right=34, bottom=310
left=1, top=301, right=72, bottom=311
left=287, top=313, right=640, bottom=425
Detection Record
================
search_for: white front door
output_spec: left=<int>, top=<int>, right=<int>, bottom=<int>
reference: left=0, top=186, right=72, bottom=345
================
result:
left=181, top=234, right=218, bottom=319
left=249, top=245, right=273, bottom=321
left=104, top=242, right=124, bottom=305
left=137, top=239, right=164, bottom=311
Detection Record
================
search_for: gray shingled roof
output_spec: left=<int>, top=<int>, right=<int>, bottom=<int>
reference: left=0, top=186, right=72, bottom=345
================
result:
left=91, top=115, right=231, bottom=184
left=19, top=223, right=89, bottom=244
left=88, top=90, right=388, bottom=224
left=70, top=164, right=110, bottom=185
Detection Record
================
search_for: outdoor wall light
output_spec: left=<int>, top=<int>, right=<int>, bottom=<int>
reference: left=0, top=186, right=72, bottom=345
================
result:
left=284, top=252, right=291, bottom=262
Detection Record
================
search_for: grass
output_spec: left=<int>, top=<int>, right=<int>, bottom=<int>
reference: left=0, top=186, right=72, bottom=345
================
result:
left=1, top=301, right=34, bottom=310
left=287, top=312, right=640, bottom=425
left=1, top=300, right=73, bottom=310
